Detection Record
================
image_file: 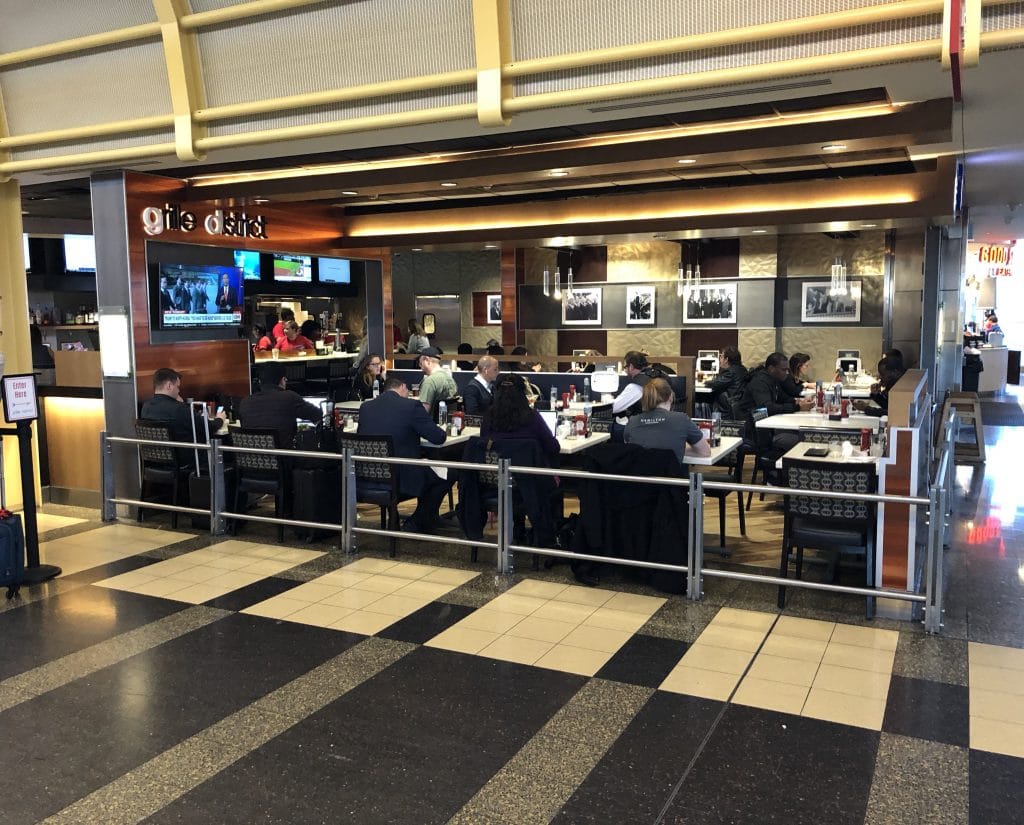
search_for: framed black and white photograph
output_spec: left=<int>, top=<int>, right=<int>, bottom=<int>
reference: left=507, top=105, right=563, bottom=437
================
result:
left=562, top=287, right=602, bottom=325
left=801, top=281, right=862, bottom=323
left=626, top=286, right=655, bottom=325
left=683, top=283, right=737, bottom=324
left=486, top=294, right=502, bottom=324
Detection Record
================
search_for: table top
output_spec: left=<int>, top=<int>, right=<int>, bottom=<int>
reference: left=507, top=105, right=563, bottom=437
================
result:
left=776, top=440, right=880, bottom=470
left=694, top=383, right=871, bottom=399
left=685, top=435, right=742, bottom=467
left=339, top=424, right=610, bottom=456
left=755, top=412, right=881, bottom=431
left=254, top=351, right=358, bottom=362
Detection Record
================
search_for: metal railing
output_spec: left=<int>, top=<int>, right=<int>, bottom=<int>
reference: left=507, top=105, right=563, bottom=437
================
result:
left=101, top=422, right=955, bottom=633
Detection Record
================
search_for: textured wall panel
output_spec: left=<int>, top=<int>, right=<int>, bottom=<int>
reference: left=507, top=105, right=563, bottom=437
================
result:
left=608, top=328, right=679, bottom=357
left=778, top=230, right=886, bottom=277
left=781, top=326, right=883, bottom=383
left=738, top=328, right=778, bottom=365
left=739, top=235, right=777, bottom=276
left=523, top=247, right=556, bottom=284
left=0, top=0, right=155, bottom=53
left=607, top=241, right=678, bottom=282
left=525, top=328, right=557, bottom=368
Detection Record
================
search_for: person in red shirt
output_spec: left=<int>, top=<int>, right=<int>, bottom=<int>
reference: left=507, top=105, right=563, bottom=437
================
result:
left=275, top=321, right=314, bottom=353
left=271, top=308, right=295, bottom=341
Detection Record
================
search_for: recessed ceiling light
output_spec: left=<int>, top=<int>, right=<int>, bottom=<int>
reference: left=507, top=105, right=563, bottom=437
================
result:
left=341, top=190, right=358, bottom=196
left=677, top=158, right=697, bottom=165
left=549, top=170, right=570, bottom=177
left=751, top=229, right=767, bottom=234
left=411, top=247, right=423, bottom=252
left=860, top=223, right=878, bottom=228
left=252, top=197, right=268, bottom=204
left=484, top=244, right=497, bottom=249
left=821, top=143, right=847, bottom=152
left=440, top=181, right=458, bottom=188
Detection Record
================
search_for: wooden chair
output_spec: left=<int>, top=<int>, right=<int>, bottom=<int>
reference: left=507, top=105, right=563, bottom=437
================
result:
left=134, top=419, right=190, bottom=529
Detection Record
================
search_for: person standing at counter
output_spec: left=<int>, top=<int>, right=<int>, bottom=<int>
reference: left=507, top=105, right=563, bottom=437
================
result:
left=406, top=319, right=430, bottom=354
left=237, top=361, right=321, bottom=447
left=417, top=347, right=458, bottom=415
left=706, top=347, right=747, bottom=419
left=275, top=321, right=314, bottom=353
left=271, top=308, right=295, bottom=341
left=463, top=355, right=499, bottom=414
left=140, top=368, right=226, bottom=454
left=351, top=353, right=386, bottom=401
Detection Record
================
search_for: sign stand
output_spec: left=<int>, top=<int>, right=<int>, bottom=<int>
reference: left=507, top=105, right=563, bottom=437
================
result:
left=1, top=373, right=61, bottom=584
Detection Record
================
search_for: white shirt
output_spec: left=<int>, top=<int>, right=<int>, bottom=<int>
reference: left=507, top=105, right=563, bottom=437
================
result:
left=612, top=381, right=643, bottom=420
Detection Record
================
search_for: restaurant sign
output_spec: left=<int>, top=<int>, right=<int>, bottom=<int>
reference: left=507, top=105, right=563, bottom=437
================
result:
left=141, top=203, right=268, bottom=239
left=975, top=243, right=1015, bottom=277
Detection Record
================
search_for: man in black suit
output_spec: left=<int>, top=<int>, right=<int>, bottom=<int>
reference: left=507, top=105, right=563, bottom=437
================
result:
left=237, top=361, right=321, bottom=447
left=357, top=375, right=450, bottom=533
left=463, top=355, right=499, bottom=414
left=216, top=272, right=237, bottom=313
left=159, top=277, right=176, bottom=314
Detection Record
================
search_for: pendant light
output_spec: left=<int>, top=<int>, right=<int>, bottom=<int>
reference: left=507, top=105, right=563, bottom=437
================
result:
left=830, top=257, right=848, bottom=296
left=542, top=266, right=551, bottom=297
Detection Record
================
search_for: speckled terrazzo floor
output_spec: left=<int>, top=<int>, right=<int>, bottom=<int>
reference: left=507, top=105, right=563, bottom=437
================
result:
left=2, top=412, right=1023, bottom=825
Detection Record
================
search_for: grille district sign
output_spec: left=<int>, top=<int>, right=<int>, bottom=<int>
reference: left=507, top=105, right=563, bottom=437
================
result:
left=141, top=203, right=268, bottom=239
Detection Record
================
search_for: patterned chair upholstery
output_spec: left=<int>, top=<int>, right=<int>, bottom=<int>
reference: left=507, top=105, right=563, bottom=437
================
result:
left=231, top=428, right=287, bottom=540
left=336, top=433, right=411, bottom=557
left=134, top=419, right=189, bottom=529
left=778, top=457, right=878, bottom=614
left=462, top=413, right=483, bottom=430
left=797, top=426, right=863, bottom=445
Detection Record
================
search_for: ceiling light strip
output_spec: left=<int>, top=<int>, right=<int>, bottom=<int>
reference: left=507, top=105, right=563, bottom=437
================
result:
left=503, top=0, right=945, bottom=78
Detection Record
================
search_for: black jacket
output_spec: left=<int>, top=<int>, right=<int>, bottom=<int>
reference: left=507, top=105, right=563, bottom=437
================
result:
left=737, top=368, right=799, bottom=420
left=572, top=442, right=689, bottom=593
left=462, top=378, right=494, bottom=415
left=238, top=385, right=321, bottom=447
left=140, top=393, right=221, bottom=466
left=707, top=363, right=748, bottom=418
left=357, top=390, right=446, bottom=497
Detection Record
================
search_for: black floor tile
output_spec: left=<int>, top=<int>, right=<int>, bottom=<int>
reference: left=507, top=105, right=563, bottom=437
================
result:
left=882, top=675, right=969, bottom=747
left=0, top=614, right=361, bottom=823
left=970, top=750, right=1024, bottom=825
left=58, top=555, right=163, bottom=585
left=203, top=576, right=302, bottom=612
left=147, top=647, right=586, bottom=825
left=376, top=600, right=474, bottom=644
left=0, top=586, right=185, bottom=681
left=553, top=691, right=722, bottom=824
left=595, top=633, right=689, bottom=688
left=661, top=704, right=879, bottom=825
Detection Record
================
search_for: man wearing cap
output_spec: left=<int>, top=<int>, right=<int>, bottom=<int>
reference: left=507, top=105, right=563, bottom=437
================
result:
left=463, top=355, right=499, bottom=414
left=417, top=346, right=458, bottom=414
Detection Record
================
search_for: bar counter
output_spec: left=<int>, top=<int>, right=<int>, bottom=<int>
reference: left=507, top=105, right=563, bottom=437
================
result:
left=38, top=384, right=104, bottom=507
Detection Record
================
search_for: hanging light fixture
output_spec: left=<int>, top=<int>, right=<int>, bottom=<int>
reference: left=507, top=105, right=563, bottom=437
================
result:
left=830, top=257, right=848, bottom=296
left=542, top=265, right=550, bottom=297
left=553, top=251, right=562, bottom=300
left=566, top=259, right=574, bottom=296
left=676, top=242, right=686, bottom=297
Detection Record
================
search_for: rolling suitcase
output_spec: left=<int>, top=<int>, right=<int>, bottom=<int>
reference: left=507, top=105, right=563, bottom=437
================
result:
left=291, top=467, right=342, bottom=542
left=0, top=514, right=25, bottom=599
left=187, top=402, right=236, bottom=528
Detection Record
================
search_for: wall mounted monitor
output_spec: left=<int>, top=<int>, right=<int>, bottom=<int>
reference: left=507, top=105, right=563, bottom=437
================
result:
left=317, top=256, right=351, bottom=284
left=154, top=264, right=244, bottom=329
left=234, top=249, right=261, bottom=280
left=272, top=253, right=311, bottom=283
left=63, top=234, right=96, bottom=273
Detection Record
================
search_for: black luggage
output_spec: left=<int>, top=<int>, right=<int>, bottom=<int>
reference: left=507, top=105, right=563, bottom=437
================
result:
left=188, top=468, right=237, bottom=529
left=292, top=467, right=342, bottom=542
left=0, top=513, right=26, bottom=599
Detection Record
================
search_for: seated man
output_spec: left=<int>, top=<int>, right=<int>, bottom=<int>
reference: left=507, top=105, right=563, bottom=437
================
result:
left=463, top=355, right=499, bottom=414
left=237, top=361, right=322, bottom=447
left=853, top=354, right=906, bottom=417
left=416, top=346, right=458, bottom=415
left=140, top=367, right=225, bottom=462
left=357, top=376, right=450, bottom=534
left=737, top=351, right=814, bottom=464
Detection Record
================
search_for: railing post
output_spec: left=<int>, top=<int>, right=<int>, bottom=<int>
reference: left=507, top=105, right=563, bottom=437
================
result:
left=342, top=447, right=356, bottom=554
left=209, top=439, right=226, bottom=536
left=100, top=431, right=116, bottom=522
left=686, top=471, right=703, bottom=600
left=496, top=457, right=514, bottom=576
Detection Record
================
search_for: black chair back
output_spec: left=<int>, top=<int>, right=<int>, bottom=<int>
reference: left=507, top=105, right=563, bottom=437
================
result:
left=336, top=433, right=396, bottom=484
left=232, top=428, right=282, bottom=476
left=782, top=458, right=876, bottom=522
left=134, top=420, right=177, bottom=466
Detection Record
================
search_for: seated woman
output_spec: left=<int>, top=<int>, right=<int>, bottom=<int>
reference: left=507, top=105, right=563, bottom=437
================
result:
left=481, top=375, right=559, bottom=458
left=351, top=353, right=386, bottom=400
left=623, top=377, right=710, bottom=463
left=781, top=352, right=812, bottom=398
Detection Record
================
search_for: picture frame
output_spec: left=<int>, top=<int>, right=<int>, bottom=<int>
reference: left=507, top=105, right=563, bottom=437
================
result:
left=561, top=287, right=603, bottom=325
left=626, top=285, right=656, bottom=325
left=486, top=294, right=502, bottom=324
left=683, top=283, right=737, bottom=324
left=801, top=281, right=862, bottom=323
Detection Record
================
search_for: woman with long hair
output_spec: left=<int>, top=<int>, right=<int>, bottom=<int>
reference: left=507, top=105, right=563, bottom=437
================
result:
left=623, top=377, right=709, bottom=462
left=781, top=352, right=813, bottom=397
left=481, top=374, right=559, bottom=456
left=351, top=353, right=386, bottom=400
left=406, top=319, right=430, bottom=354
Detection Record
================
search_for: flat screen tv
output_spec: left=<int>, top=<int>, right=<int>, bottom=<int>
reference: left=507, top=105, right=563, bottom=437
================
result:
left=234, top=249, right=261, bottom=280
left=155, top=264, right=244, bottom=329
left=317, top=256, right=351, bottom=284
left=64, top=234, right=96, bottom=273
left=272, top=253, right=311, bottom=283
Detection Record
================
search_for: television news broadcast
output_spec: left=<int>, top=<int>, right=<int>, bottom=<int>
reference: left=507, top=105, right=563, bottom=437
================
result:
left=157, top=264, right=243, bottom=329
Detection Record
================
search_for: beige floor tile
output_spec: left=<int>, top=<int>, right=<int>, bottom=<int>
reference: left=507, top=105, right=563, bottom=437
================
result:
left=345, top=557, right=399, bottom=574
left=458, top=609, right=526, bottom=634
left=970, top=716, right=1024, bottom=758
left=970, top=664, right=1024, bottom=696
left=220, top=541, right=278, bottom=557
left=829, top=624, right=899, bottom=651
left=348, top=575, right=410, bottom=595
left=286, top=583, right=345, bottom=603
left=319, top=588, right=385, bottom=610
left=164, top=564, right=228, bottom=584
left=747, top=654, right=821, bottom=687
left=821, top=642, right=896, bottom=674
left=603, top=592, right=667, bottom=616
left=534, top=644, right=612, bottom=677
left=242, top=596, right=308, bottom=620
left=970, top=688, right=1024, bottom=725
left=583, top=607, right=650, bottom=634
left=97, top=569, right=158, bottom=589
left=554, top=585, right=617, bottom=607
left=531, top=600, right=598, bottom=624
left=425, top=625, right=501, bottom=655
left=560, top=625, right=633, bottom=654
left=363, top=593, right=429, bottom=618
left=121, top=578, right=191, bottom=598
left=773, top=616, right=835, bottom=641
left=237, top=558, right=294, bottom=575
left=478, top=635, right=554, bottom=666
left=733, top=677, right=809, bottom=715
left=287, top=602, right=356, bottom=627
left=148, top=556, right=200, bottom=574
left=276, top=548, right=325, bottom=565
left=760, top=634, right=828, bottom=663
left=330, top=611, right=396, bottom=635
left=510, top=580, right=569, bottom=599
left=319, top=568, right=372, bottom=587
left=711, top=607, right=776, bottom=632
left=803, top=687, right=886, bottom=730
left=681, top=644, right=755, bottom=675
left=200, top=555, right=254, bottom=571
left=660, top=665, right=739, bottom=700
left=484, top=593, right=548, bottom=616
left=505, top=616, right=577, bottom=644
left=813, top=664, right=891, bottom=700
left=386, top=562, right=438, bottom=579
left=970, top=641, right=1024, bottom=672
left=422, top=568, right=478, bottom=585
left=394, top=580, right=455, bottom=601
left=35, top=512, right=86, bottom=531
left=166, top=582, right=232, bottom=604
left=204, top=570, right=263, bottom=590
left=694, top=624, right=768, bottom=653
